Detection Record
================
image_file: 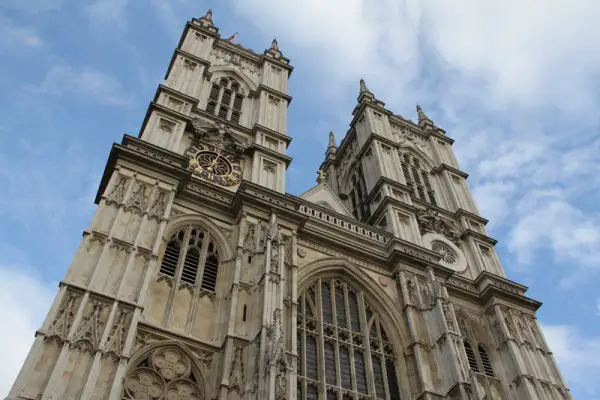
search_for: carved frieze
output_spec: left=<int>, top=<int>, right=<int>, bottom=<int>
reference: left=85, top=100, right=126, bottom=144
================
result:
left=124, top=181, right=149, bottom=215
left=46, top=290, right=83, bottom=344
left=105, top=175, right=129, bottom=206
left=212, top=48, right=259, bottom=77
left=416, top=208, right=461, bottom=244
left=103, top=306, right=133, bottom=359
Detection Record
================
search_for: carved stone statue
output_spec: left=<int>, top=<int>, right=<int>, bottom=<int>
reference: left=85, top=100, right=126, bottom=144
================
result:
left=317, top=168, right=327, bottom=184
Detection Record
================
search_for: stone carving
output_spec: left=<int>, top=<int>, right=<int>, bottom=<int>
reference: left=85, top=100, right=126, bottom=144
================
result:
left=229, top=345, right=245, bottom=392
left=198, top=8, right=214, bottom=28
left=148, top=189, right=169, bottom=220
left=243, top=223, right=257, bottom=253
left=191, top=349, right=213, bottom=369
left=189, top=118, right=249, bottom=156
left=406, top=278, right=418, bottom=305
left=416, top=208, right=461, bottom=244
left=46, top=291, right=81, bottom=344
left=106, top=175, right=129, bottom=206
left=316, top=168, right=327, bottom=183
left=72, top=300, right=106, bottom=353
left=275, top=358, right=287, bottom=400
left=282, top=235, right=292, bottom=264
left=125, top=181, right=148, bottom=215
left=122, top=345, right=204, bottom=400
left=212, top=48, right=259, bottom=76
left=442, top=302, right=455, bottom=331
left=103, top=308, right=131, bottom=359
left=268, top=309, right=286, bottom=368
left=432, top=240, right=458, bottom=264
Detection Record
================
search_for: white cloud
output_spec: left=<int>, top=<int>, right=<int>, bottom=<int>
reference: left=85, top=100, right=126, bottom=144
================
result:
left=542, top=323, right=600, bottom=398
left=87, top=0, right=129, bottom=28
left=230, top=0, right=600, bottom=283
left=0, top=17, right=43, bottom=48
left=0, top=264, right=57, bottom=396
left=33, top=64, right=133, bottom=106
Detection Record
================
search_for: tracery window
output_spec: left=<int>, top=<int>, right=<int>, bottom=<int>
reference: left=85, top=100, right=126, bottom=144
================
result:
left=205, top=77, right=244, bottom=124
left=463, top=340, right=495, bottom=378
left=122, top=345, right=204, bottom=399
left=297, top=278, right=401, bottom=400
left=399, top=152, right=437, bottom=206
left=159, top=225, right=221, bottom=292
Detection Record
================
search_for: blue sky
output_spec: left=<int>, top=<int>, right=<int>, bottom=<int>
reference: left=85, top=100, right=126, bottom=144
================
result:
left=1, top=0, right=600, bottom=398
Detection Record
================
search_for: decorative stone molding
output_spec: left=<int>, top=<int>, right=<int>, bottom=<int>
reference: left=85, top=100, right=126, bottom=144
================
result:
left=422, top=233, right=467, bottom=272
left=416, top=208, right=461, bottom=244
left=298, top=204, right=390, bottom=244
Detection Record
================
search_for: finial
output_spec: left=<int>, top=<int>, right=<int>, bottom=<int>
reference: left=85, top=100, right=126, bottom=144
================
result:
left=225, top=32, right=238, bottom=43
left=317, top=168, right=328, bottom=184
left=271, top=38, right=279, bottom=51
left=360, top=78, right=368, bottom=92
left=328, top=130, right=336, bottom=148
left=416, top=104, right=434, bottom=125
left=199, top=9, right=214, bottom=27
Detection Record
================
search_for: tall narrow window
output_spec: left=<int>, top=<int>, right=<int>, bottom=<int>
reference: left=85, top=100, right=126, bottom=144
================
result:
left=158, top=226, right=221, bottom=292
left=399, top=152, right=437, bottom=205
left=297, top=278, right=401, bottom=400
left=478, top=345, right=495, bottom=377
left=204, top=77, right=245, bottom=124
left=464, top=341, right=480, bottom=372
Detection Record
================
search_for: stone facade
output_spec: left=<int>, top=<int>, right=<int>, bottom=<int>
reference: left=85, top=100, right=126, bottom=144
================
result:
left=8, top=9, right=571, bottom=400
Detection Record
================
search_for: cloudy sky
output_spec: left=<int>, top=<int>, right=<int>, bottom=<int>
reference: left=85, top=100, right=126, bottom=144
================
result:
left=1, top=0, right=600, bottom=398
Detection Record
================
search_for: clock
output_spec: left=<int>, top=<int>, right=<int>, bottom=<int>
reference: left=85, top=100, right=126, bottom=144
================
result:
left=188, top=145, right=243, bottom=186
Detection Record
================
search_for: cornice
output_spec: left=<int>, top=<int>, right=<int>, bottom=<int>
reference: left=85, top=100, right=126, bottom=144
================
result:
left=455, top=208, right=489, bottom=226
left=254, top=84, right=293, bottom=104
left=155, top=84, right=201, bottom=105
left=251, top=124, right=293, bottom=147
left=249, top=143, right=293, bottom=166
left=475, top=272, right=541, bottom=311
left=461, top=229, right=498, bottom=246
left=95, top=135, right=189, bottom=204
left=139, top=101, right=193, bottom=139
left=430, top=163, right=469, bottom=179
left=164, top=48, right=211, bottom=81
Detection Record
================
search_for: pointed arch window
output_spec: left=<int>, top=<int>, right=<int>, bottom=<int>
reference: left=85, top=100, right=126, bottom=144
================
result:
left=399, top=152, right=437, bottom=206
left=205, top=77, right=244, bottom=124
left=159, top=225, right=221, bottom=292
left=297, top=278, right=401, bottom=400
left=462, top=340, right=495, bottom=377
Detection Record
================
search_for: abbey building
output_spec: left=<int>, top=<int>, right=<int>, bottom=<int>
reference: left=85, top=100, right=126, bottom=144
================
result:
left=8, top=9, right=571, bottom=400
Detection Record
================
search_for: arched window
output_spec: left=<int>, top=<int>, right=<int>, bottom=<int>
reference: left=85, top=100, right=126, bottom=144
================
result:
left=462, top=341, right=495, bottom=377
left=122, top=345, right=204, bottom=399
left=399, top=152, right=437, bottom=206
left=297, top=278, right=401, bottom=400
left=205, top=77, right=244, bottom=124
left=159, top=225, right=221, bottom=291
left=478, top=345, right=495, bottom=377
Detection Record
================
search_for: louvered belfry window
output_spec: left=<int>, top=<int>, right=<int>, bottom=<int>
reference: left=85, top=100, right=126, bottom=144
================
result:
left=297, top=278, right=401, bottom=400
left=204, top=77, right=244, bottom=124
left=399, top=152, right=437, bottom=206
left=159, top=226, right=220, bottom=291
left=462, top=340, right=496, bottom=377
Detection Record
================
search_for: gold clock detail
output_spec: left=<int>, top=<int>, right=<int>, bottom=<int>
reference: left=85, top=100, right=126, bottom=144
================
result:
left=188, top=146, right=242, bottom=187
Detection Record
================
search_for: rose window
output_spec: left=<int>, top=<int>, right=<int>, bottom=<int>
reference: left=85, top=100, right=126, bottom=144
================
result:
left=432, top=241, right=457, bottom=264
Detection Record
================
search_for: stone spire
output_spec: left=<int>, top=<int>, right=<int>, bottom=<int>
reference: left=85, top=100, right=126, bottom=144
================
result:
left=265, top=37, right=284, bottom=60
left=199, top=9, right=214, bottom=27
left=328, top=130, right=336, bottom=150
left=416, top=104, right=435, bottom=128
left=357, top=78, right=375, bottom=103
left=325, top=129, right=337, bottom=159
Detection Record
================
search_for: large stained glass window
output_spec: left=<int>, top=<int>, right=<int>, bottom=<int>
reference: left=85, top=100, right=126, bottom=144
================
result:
left=297, top=278, right=401, bottom=400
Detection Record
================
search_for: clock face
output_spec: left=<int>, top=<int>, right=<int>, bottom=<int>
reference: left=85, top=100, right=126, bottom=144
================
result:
left=188, top=146, right=242, bottom=186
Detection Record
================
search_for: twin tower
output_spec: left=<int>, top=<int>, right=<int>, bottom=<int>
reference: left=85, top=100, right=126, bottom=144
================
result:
left=9, top=10, right=570, bottom=400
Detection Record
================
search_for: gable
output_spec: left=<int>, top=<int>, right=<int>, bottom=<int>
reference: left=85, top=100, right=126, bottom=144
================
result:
left=299, top=183, right=352, bottom=217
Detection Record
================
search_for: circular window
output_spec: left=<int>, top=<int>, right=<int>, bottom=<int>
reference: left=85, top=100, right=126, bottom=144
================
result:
left=431, top=241, right=457, bottom=264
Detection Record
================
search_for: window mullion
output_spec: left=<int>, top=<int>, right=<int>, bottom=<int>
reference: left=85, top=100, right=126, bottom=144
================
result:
left=174, top=226, right=193, bottom=284
left=217, top=87, right=225, bottom=115
left=197, top=231, right=210, bottom=286
left=317, top=279, right=327, bottom=399
left=358, top=292, right=376, bottom=397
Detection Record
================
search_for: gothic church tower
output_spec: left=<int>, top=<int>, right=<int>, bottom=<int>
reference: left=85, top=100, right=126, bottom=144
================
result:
left=9, top=10, right=571, bottom=400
